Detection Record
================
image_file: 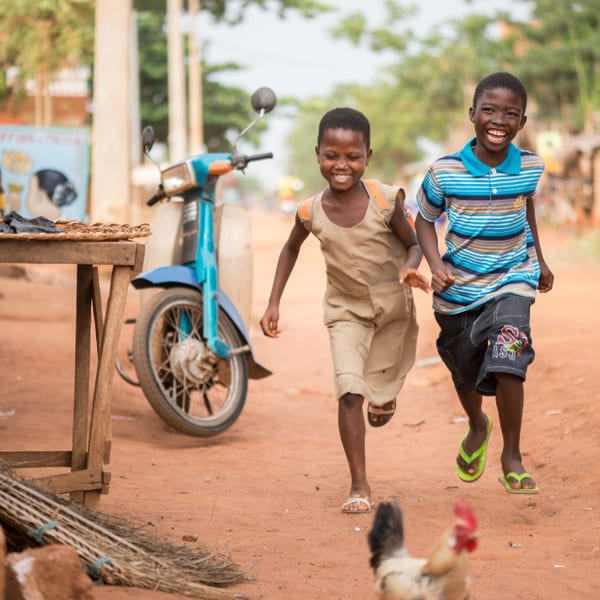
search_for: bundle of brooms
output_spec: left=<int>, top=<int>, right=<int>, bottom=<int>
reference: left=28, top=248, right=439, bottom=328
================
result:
left=0, top=463, right=249, bottom=599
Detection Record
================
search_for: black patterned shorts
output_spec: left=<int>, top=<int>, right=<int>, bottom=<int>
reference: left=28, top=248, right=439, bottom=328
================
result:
left=434, top=294, right=535, bottom=396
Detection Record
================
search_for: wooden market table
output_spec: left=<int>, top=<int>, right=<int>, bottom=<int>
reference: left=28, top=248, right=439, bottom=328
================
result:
left=0, top=223, right=147, bottom=508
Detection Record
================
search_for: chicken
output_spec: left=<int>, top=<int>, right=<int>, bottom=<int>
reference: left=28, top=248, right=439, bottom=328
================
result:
left=368, top=499, right=478, bottom=600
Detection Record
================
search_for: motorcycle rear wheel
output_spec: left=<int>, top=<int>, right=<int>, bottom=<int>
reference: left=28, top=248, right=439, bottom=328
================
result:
left=133, top=287, right=248, bottom=437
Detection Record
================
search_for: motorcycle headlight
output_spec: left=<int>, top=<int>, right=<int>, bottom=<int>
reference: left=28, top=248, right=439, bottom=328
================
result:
left=161, top=162, right=196, bottom=195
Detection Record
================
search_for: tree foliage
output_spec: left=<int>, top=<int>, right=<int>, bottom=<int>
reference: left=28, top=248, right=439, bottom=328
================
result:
left=199, top=0, right=332, bottom=23
left=0, top=1, right=331, bottom=149
left=134, top=1, right=331, bottom=150
left=286, top=0, right=600, bottom=188
left=3, top=0, right=599, bottom=189
left=0, top=0, right=94, bottom=75
left=0, top=0, right=94, bottom=122
left=133, top=0, right=333, bottom=21
left=502, top=0, right=600, bottom=131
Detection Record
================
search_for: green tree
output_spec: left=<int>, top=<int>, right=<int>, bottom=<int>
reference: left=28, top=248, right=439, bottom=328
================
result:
left=134, top=0, right=333, bottom=149
left=134, top=0, right=332, bottom=20
left=199, top=0, right=332, bottom=22
left=137, top=9, right=262, bottom=150
left=501, top=0, right=600, bottom=132
left=0, top=0, right=331, bottom=138
left=0, top=0, right=94, bottom=125
left=326, top=2, right=515, bottom=155
left=286, top=0, right=600, bottom=202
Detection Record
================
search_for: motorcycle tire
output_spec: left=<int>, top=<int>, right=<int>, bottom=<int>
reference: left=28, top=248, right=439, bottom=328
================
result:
left=132, top=287, right=248, bottom=437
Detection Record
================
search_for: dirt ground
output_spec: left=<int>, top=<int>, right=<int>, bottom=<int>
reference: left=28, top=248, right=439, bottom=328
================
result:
left=1, top=211, right=599, bottom=600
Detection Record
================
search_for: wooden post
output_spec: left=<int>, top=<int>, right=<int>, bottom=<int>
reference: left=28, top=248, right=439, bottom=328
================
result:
left=90, top=0, right=132, bottom=223
left=167, top=0, right=187, bottom=162
left=188, top=0, right=204, bottom=154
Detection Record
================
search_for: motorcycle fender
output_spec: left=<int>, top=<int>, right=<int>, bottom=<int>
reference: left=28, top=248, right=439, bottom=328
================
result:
left=131, top=269, right=271, bottom=380
left=217, top=290, right=272, bottom=380
left=131, top=265, right=198, bottom=290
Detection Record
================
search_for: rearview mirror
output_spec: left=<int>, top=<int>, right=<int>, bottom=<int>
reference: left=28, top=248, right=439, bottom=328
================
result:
left=251, top=87, right=276, bottom=115
left=142, top=126, right=156, bottom=154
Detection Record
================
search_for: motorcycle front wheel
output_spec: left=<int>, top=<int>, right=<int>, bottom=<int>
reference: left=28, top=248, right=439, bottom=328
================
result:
left=132, top=287, right=248, bottom=437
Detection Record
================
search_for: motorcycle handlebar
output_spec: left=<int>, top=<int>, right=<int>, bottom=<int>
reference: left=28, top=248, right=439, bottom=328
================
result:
left=146, top=152, right=273, bottom=205
left=146, top=184, right=166, bottom=206
left=231, top=152, right=273, bottom=169
left=246, top=152, right=273, bottom=162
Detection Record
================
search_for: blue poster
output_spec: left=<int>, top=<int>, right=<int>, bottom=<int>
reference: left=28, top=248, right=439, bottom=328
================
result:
left=0, top=125, right=90, bottom=221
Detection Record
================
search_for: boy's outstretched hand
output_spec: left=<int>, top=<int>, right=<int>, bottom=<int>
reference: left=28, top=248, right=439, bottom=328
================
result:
left=260, top=306, right=282, bottom=338
left=399, top=268, right=432, bottom=292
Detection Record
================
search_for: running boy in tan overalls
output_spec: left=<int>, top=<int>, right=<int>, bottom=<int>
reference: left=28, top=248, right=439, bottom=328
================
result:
left=260, top=108, right=431, bottom=513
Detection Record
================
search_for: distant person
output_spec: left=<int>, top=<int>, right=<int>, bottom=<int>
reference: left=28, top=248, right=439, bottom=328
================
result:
left=260, top=108, right=431, bottom=513
left=0, top=170, right=6, bottom=218
left=415, top=72, right=554, bottom=494
left=277, top=175, right=303, bottom=218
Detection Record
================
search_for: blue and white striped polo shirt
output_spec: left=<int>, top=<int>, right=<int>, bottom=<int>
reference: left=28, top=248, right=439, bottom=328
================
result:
left=416, top=138, right=544, bottom=314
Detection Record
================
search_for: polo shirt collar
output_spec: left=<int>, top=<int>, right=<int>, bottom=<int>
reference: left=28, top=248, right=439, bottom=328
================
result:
left=459, top=137, right=521, bottom=176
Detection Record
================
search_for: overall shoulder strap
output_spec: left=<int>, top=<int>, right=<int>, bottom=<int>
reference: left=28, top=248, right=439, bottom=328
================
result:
left=363, top=179, right=388, bottom=212
left=298, top=197, right=312, bottom=220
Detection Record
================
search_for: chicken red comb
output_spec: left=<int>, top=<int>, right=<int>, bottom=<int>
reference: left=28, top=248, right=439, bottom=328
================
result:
left=454, top=500, right=477, bottom=531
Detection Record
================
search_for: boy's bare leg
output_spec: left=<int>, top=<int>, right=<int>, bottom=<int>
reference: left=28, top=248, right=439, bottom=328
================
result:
left=338, top=393, right=370, bottom=508
left=495, top=373, right=536, bottom=490
left=456, top=389, right=490, bottom=475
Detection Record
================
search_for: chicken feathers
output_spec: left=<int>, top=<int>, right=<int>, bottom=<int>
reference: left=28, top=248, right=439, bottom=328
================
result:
left=368, top=499, right=478, bottom=600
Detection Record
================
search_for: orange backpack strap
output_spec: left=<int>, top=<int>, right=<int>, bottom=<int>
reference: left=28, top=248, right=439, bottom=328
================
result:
left=298, top=197, right=311, bottom=220
left=364, top=179, right=388, bottom=212
left=364, top=179, right=415, bottom=228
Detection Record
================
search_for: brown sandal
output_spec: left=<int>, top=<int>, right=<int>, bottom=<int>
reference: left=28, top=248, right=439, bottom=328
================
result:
left=368, top=399, right=396, bottom=427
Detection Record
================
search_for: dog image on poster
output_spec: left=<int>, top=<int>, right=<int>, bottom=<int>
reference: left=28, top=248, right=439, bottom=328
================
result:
left=26, top=168, right=78, bottom=220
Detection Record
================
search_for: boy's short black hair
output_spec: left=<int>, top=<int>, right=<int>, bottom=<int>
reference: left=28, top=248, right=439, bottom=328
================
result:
left=317, top=107, right=370, bottom=149
left=472, top=72, right=528, bottom=112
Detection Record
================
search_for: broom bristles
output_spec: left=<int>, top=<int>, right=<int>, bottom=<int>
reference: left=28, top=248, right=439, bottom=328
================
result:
left=0, top=463, right=249, bottom=599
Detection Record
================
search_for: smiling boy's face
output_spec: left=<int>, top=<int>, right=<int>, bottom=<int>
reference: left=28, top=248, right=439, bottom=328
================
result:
left=469, top=87, right=527, bottom=166
left=315, top=127, right=372, bottom=192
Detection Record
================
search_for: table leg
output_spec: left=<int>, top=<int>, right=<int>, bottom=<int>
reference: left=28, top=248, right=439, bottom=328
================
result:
left=71, top=265, right=93, bottom=504
left=84, top=265, right=132, bottom=507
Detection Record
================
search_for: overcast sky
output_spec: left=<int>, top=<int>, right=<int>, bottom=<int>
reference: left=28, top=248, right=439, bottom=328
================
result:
left=197, top=0, right=530, bottom=186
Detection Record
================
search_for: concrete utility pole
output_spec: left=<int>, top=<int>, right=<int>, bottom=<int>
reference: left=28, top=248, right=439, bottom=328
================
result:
left=188, top=0, right=204, bottom=154
left=90, top=0, right=132, bottom=223
left=167, top=0, right=187, bottom=162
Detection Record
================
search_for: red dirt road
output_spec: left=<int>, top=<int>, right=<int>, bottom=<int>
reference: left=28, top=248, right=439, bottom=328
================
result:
left=1, top=212, right=598, bottom=599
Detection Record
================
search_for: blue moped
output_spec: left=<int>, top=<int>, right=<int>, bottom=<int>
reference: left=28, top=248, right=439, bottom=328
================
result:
left=120, top=88, right=276, bottom=437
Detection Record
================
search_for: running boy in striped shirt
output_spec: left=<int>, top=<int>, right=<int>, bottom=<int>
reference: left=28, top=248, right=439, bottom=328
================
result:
left=415, top=72, right=554, bottom=494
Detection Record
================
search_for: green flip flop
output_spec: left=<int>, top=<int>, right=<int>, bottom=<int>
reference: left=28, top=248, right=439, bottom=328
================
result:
left=455, top=416, right=493, bottom=482
left=498, top=472, right=540, bottom=494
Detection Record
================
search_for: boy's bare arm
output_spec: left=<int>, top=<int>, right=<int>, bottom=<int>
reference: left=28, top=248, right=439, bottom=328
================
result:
left=260, top=216, right=309, bottom=337
left=390, top=191, right=420, bottom=268
left=389, top=193, right=431, bottom=291
left=415, top=213, right=456, bottom=293
left=526, top=196, right=554, bottom=293
left=398, top=243, right=432, bottom=292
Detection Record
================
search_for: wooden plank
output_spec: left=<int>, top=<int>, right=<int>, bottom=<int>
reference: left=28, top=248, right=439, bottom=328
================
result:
left=33, top=469, right=103, bottom=495
left=86, top=266, right=131, bottom=474
left=0, top=240, right=141, bottom=266
left=0, top=451, right=72, bottom=468
left=92, top=266, right=104, bottom=354
left=133, top=241, right=146, bottom=273
left=103, top=439, right=112, bottom=464
left=72, top=265, right=93, bottom=475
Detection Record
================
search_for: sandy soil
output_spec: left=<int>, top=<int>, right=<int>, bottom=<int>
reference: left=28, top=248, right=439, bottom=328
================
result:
left=0, top=212, right=599, bottom=600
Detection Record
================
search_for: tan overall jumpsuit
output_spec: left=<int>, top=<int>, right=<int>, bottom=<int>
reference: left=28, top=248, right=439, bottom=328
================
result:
left=299, top=180, right=418, bottom=407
